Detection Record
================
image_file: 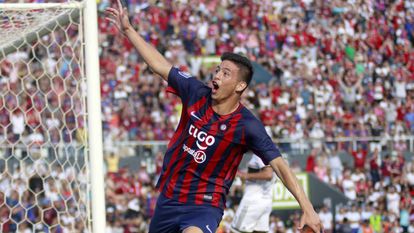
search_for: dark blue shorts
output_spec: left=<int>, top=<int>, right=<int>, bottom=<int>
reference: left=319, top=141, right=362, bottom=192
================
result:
left=149, top=193, right=223, bottom=233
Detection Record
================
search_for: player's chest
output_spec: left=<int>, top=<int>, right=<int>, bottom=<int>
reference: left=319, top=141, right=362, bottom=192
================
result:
left=185, top=106, right=243, bottom=144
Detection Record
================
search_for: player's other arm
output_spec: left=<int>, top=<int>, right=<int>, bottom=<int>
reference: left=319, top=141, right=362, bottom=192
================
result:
left=238, top=166, right=273, bottom=181
left=105, top=0, right=172, bottom=81
left=270, top=157, right=323, bottom=233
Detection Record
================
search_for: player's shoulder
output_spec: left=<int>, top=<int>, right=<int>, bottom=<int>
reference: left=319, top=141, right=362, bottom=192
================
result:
left=169, top=66, right=211, bottom=92
left=239, top=106, right=259, bottom=120
left=169, top=66, right=193, bottom=79
left=238, top=107, right=263, bottom=126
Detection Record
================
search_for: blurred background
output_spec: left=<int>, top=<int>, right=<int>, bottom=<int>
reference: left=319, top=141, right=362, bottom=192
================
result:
left=0, top=0, right=414, bottom=232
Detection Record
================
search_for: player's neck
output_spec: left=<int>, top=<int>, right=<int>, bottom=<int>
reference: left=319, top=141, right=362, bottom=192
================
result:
left=212, top=99, right=240, bottom=116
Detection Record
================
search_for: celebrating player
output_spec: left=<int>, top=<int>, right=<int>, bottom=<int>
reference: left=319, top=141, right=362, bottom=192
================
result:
left=106, top=1, right=323, bottom=233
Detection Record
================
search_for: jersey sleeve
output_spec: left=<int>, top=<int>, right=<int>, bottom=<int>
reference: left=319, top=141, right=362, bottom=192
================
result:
left=167, top=67, right=205, bottom=102
left=245, top=119, right=281, bottom=165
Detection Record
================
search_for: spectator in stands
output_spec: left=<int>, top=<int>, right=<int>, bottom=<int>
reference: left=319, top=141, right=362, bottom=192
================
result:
left=347, top=205, right=362, bottom=233
left=106, top=152, right=120, bottom=174
left=305, top=148, right=318, bottom=173
left=369, top=149, right=381, bottom=185
left=369, top=207, right=382, bottom=233
left=386, top=186, right=400, bottom=217
left=318, top=206, right=333, bottom=233
left=380, top=155, right=393, bottom=185
left=351, top=144, right=368, bottom=171
left=328, top=148, right=344, bottom=185
left=342, top=169, right=357, bottom=200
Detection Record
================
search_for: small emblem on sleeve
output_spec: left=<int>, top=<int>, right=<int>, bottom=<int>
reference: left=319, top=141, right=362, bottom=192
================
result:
left=178, top=71, right=192, bottom=79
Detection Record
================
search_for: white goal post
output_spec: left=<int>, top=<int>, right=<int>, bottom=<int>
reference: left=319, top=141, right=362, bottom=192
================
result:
left=0, top=1, right=105, bottom=232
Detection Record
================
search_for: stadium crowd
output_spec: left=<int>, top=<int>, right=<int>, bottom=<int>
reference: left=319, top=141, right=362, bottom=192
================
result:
left=94, top=0, right=414, bottom=149
left=103, top=145, right=414, bottom=233
left=2, top=0, right=414, bottom=153
left=0, top=0, right=414, bottom=232
left=98, top=0, right=414, bottom=230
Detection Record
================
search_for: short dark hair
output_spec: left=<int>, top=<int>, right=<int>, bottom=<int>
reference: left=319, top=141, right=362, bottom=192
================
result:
left=220, top=52, right=253, bottom=86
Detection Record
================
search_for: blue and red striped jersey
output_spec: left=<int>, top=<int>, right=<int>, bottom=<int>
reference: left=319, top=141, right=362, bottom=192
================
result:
left=156, top=67, right=281, bottom=209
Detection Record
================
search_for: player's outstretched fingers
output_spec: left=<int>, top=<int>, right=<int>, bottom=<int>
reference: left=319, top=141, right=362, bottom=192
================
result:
left=116, top=0, right=124, bottom=13
left=300, top=225, right=314, bottom=233
left=105, top=8, right=117, bottom=18
left=298, top=215, right=323, bottom=233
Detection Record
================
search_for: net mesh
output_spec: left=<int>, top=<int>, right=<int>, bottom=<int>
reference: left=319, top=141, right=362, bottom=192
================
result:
left=0, top=8, right=69, bottom=47
left=0, top=5, right=91, bottom=233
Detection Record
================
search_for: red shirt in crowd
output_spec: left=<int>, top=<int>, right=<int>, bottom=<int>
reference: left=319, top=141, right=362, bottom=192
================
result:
left=352, top=149, right=367, bottom=170
left=306, top=154, right=316, bottom=173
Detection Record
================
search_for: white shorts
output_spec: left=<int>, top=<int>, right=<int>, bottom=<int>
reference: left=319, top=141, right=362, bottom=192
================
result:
left=230, top=197, right=272, bottom=233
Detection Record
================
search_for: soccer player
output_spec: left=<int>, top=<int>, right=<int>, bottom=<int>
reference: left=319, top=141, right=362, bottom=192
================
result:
left=106, top=1, right=323, bottom=233
left=231, top=154, right=276, bottom=233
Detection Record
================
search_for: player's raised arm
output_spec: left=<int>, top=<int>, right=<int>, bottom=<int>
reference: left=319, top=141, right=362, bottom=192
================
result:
left=105, top=0, right=172, bottom=81
left=269, top=157, right=323, bottom=233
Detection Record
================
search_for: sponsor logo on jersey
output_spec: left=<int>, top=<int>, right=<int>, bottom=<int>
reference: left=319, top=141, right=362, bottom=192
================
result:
left=183, top=124, right=215, bottom=163
left=189, top=124, right=215, bottom=150
left=183, top=144, right=206, bottom=163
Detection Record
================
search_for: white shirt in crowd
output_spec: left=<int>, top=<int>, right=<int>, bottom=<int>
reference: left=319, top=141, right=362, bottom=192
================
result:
left=351, top=172, right=366, bottom=183
left=406, top=170, right=414, bottom=186
left=386, top=190, right=400, bottom=216
left=395, top=80, right=407, bottom=99
left=328, top=154, right=343, bottom=173
left=346, top=209, right=361, bottom=229
left=361, top=208, right=373, bottom=221
left=318, top=209, right=333, bottom=230
left=11, top=112, right=25, bottom=135
left=368, top=189, right=382, bottom=207
left=342, top=178, right=356, bottom=200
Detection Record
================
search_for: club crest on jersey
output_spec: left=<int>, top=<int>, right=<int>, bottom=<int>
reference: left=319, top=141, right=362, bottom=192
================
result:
left=189, top=124, right=215, bottom=150
left=220, top=124, right=227, bottom=131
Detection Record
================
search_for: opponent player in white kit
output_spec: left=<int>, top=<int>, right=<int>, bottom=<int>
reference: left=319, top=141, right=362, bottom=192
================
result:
left=231, top=154, right=276, bottom=233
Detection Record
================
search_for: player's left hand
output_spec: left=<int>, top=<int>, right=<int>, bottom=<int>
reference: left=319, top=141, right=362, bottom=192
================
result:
left=105, top=0, right=132, bottom=35
left=298, top=209, right=324, bottom=233
left=236, top=171, right=247, bottom=180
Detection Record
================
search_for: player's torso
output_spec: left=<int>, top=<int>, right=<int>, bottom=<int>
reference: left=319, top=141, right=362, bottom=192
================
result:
left=167, top=93, right=248, bottom=171
left=158, top=90, right=249, bottom=207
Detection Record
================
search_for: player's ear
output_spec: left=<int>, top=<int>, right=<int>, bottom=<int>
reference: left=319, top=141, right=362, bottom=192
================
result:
left=236, top=81, right=247, bottom=92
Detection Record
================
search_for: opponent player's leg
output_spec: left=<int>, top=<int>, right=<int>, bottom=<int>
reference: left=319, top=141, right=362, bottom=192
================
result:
left=251, top=204, right=272, bottom=233
left=230, top=199, right=253, bottom=232
left=231, top=198, right=269, bottom=233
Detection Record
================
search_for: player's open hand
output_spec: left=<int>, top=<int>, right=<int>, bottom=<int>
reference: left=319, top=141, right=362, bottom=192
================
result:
left=105, top=0, right=132, bottom=35
left=298, top=210, right=324, bottom=233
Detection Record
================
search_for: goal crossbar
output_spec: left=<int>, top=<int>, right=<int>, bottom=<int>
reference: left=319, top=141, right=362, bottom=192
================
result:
left=0, top=2, right=83, bottom=9
left=0, top=3, right=82, bottom=59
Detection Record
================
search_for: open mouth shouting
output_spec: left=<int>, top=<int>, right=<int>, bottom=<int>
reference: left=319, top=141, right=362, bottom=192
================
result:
left=212, top=80, right=219, bottom=94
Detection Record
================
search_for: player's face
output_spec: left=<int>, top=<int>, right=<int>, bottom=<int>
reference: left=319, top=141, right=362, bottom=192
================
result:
left=211, top=60, right=246, bottom=102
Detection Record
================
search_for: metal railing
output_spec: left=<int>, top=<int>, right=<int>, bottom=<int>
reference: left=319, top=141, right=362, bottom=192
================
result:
left=1, top=135, right=413, bottom=159
left=108, top=135, right=414, bottom=156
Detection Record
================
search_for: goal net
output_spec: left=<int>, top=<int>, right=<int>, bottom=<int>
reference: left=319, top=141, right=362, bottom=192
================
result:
left=0, top=2, right=104, bottom=232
